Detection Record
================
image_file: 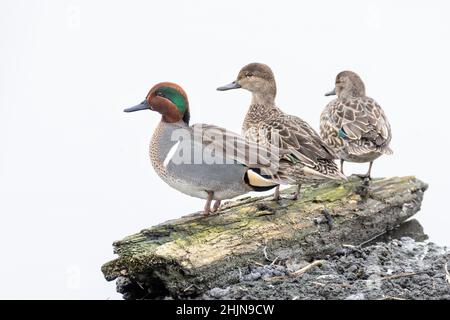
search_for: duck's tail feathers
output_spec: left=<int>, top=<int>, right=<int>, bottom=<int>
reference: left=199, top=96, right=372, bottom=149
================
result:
left=381, top=146, right=393, bottom=155
left=303, top=166, right=347, bottom=181
left=245, top=169, right=279, bottom=192
left=257, top=165, right=297, bottom=186
left=331, top=169, right=348, bottom=181
left=318, top=159, right=347, bottom=181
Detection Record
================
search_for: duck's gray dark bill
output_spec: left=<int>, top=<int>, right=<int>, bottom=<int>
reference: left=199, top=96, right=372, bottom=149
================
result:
left=124, top=100, right=150, bottom=113
left=217, top=81, right=241, bottom=91
left=325, top=89, right=336, bottom=96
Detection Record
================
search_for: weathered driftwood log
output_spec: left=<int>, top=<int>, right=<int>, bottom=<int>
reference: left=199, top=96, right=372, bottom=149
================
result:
left=101, top=176, right=428, bottom=299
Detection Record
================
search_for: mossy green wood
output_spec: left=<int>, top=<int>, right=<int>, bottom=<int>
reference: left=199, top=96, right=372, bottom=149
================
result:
left=102, top=176, right=428, bottom=299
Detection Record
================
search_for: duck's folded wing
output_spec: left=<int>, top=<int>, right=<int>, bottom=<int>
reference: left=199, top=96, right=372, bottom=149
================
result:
left=260, top=115, right=338, bottom=169
left=331, top=98, right=392, bottom=153
left=191, top=123, right=283, bottom=172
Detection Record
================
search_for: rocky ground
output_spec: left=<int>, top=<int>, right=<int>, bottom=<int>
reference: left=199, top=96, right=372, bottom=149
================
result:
left=200, top=236, right=450, bottom=300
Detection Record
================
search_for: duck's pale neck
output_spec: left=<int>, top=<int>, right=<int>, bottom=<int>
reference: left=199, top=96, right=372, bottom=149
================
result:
left=251, top=93, right=275, bottom=106
left=251, top=88, right=276, bottom=106
left=247, top=87, right=278, bottom=122
left=150, top=120, right=187, bottom=165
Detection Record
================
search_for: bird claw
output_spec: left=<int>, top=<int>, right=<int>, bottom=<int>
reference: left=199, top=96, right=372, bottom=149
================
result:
left=288, top=193, right=299, bottom=201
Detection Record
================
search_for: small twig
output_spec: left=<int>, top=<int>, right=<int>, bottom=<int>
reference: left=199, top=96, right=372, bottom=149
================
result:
left=249, top=259, right=265, bottom=267
left=358, top=230, right=388, bottom=247
left=263, top=245, right=271, bottom=261
left=138, top=292, right=150, bottom=300
left=310, top=281, right=326, bottom=287
left=381, top=272, right=417, bottom=281
left=183, top=284, right=194, bottom=292
left=292, top=260, right=326, bottom=276
left=342, top=244, right=364, bottom=254
left=236, top=285, right=249, bottom=292
left=237, top=267, right=243, bottom=281
left=136, top=282, right=145, bottom=290
left=445, top=262, right=450, bottom=285
left=269, top=257, right=279, bottom=266
left=379, top=296, right=407, bottom=300
left=263, top=275, right=287, bottom=282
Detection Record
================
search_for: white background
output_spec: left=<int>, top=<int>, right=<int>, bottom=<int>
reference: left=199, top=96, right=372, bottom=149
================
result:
left=1, top=0, right=449, bottom=299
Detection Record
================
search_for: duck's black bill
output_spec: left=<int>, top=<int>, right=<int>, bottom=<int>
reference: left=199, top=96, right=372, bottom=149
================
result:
left=217, top=81, right=241, bottom=91
left=124, top=100, right=150, bottom=113
left=325, top=88, right=336, bottom=96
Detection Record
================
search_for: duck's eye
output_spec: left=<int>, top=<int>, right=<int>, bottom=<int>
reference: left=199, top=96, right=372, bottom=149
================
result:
left=246, top=73, right=253, bottom=78
left=156, top=91, right=165, bottom=98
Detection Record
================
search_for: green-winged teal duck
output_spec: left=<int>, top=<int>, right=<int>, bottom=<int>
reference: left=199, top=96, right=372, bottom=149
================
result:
left=124, top=82, right=280, bottom=216
left=321, top=71, right=392, bottom=179
left=217, top=63, right=346, bottom=201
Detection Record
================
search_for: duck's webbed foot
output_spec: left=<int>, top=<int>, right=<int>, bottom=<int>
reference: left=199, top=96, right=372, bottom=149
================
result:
left=203, top=191, right=214, bottom=216
left=286, top=184, right=302, bottom=201
left=273, top=184, right=302, bottom=201
left=272, top=186, right=281, bottom=201
left=211, top=200, right=221, bottom=213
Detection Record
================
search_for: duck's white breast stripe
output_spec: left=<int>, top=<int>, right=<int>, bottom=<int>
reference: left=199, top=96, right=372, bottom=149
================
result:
left=163, top=141, right=181, bottom=168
